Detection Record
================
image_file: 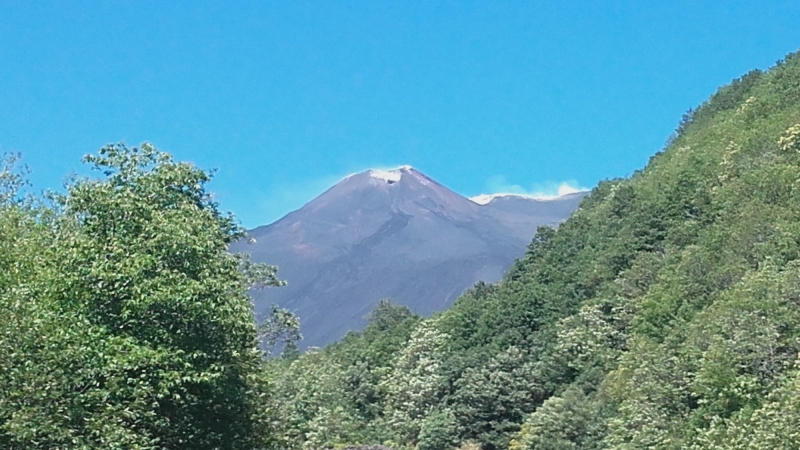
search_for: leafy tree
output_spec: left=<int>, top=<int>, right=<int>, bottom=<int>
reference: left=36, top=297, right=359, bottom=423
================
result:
left=381, top=317, right=450, bottom=446
left=0, top=144, right=278, bottom=449
left=510, top=387, right=608, bottom=450
left=260, top=304, right=302, bottom=357
left=450, top=346, right=543, bottom=450
left=416, top=408, right=460, bottom=450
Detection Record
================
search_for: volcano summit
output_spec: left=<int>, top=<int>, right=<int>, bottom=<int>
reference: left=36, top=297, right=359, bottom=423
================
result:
left=232, top=166, right=586, bottom=348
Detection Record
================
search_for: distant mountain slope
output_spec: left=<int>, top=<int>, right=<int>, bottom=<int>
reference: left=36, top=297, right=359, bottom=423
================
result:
left=231, top=166, right=585, bottom=348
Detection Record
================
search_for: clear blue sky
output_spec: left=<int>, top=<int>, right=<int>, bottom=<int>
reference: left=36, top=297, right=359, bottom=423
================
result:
left=2, top=1, right=800, bottom=227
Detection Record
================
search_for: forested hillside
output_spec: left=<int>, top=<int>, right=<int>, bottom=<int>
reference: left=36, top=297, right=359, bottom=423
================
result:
left=265, top=52, right=800, bottom=449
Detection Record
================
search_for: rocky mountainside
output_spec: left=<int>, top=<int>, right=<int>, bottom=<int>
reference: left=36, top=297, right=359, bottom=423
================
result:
left=231, top=166, right=585, bottom=348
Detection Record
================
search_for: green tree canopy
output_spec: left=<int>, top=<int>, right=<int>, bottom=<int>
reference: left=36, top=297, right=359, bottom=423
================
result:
left=0, top=143, right=281, bottom=449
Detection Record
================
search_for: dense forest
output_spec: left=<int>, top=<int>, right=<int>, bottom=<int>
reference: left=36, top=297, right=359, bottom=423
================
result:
left=3, top=51, right=800, bottom=449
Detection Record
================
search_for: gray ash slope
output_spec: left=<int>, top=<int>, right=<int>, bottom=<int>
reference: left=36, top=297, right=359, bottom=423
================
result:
left=231, top=166, right=586, bottom=349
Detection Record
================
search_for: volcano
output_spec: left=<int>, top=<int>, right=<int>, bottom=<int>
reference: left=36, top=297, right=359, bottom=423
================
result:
left=231, top=166, right=586, bottom=349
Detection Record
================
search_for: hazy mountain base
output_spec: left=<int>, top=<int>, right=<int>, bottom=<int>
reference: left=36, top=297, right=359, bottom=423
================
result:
left=265, top=51, right=800, bottom=450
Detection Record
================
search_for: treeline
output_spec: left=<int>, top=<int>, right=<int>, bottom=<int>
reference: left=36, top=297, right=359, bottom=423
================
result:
left=265, top=52, right=800, bottom=449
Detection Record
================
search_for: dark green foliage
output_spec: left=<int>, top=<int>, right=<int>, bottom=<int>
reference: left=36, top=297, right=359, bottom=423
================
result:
left=263, top=300, right=420, bottom=449
left=416, top=409, right=460, bottom=450
left=510, top=387, right=610, bottom=450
